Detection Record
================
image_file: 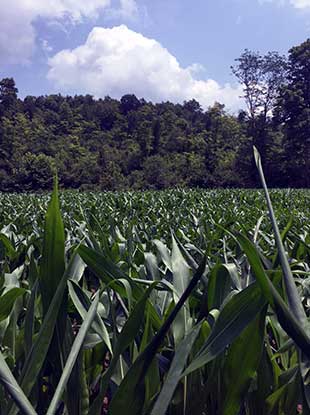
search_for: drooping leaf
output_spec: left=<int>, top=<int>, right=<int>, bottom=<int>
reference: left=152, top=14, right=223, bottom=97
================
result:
left=0, top=288, right=26, bottom=322
left=184, top=282, right=266, bottom=376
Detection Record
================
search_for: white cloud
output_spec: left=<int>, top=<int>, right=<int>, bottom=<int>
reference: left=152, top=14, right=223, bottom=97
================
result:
left=290, top=0, right=310, bottom=8
left=47, top=25, right=242, bottom=111
left=258, top=0, right=310, bottom=8
left=0, top=0, right=111, bottom=64
left=106, top=0, right=139, bottom=21
left=119, top=0, right=139, bottom=19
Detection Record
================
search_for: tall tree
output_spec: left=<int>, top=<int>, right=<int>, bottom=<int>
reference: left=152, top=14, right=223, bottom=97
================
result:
left=232, top=50, right=287, bottom=125
left=277, top=39, right=310, bottom=187
left=0, top=78, right=18, bottom=114
left=232, top=49, right=287, bottom=183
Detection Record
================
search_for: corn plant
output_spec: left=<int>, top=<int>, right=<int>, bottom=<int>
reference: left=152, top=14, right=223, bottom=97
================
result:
left=0, top=149, right=310, bottom=414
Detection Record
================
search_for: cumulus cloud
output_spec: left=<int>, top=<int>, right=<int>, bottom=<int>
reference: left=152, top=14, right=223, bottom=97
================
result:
left=0, top=0, right=111, bottom=64
left=47, top=25, right=242, bottom=111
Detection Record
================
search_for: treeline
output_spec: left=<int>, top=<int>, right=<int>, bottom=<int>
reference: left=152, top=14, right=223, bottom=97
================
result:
left=0, top=39, right=309, bottom=191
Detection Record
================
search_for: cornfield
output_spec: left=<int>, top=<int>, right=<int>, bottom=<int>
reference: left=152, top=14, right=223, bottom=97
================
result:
left=0, top=150, right=310, bottom=414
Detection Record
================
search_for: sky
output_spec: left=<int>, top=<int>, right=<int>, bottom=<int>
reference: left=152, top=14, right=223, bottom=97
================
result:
left=0, top=0, right=309, bottom=112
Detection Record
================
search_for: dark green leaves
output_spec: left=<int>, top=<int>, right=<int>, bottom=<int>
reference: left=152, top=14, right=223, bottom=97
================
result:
left=47, top=293, right=100, bottom=415
left=0, top=351, right=37, bottom=415
left=39, top=177, right=65, bottom=315
left=0, top=288, right=25, bottom=322
left=238, top=232, right=310, bottom=356
left=108, top=258, right=206, bottom=415
left=221, top=310, right=267, bottom=415
left=151, top=324, right=202, bottom=415
left=184, top=282, right=266, bottom=376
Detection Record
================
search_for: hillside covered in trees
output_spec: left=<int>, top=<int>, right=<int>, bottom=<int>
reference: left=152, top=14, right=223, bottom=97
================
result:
left=0, top=39, right=309, bottom=191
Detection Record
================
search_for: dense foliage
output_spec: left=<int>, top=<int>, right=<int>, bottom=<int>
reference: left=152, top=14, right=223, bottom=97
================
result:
left=1, top=152, right=310, bottom=414
left=0, top=39, right=309, bottom=191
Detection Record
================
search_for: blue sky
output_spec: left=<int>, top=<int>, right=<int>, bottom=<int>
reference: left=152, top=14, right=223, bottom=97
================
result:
left=0, top=0, right=309, bottom=111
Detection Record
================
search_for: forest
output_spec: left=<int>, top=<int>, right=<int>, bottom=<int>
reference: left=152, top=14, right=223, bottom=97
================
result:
left=0, top=38, right=309, bottom=191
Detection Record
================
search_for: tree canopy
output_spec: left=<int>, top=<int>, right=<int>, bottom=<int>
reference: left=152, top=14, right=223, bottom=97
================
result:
left=0, top=39, right=309, bottom=191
